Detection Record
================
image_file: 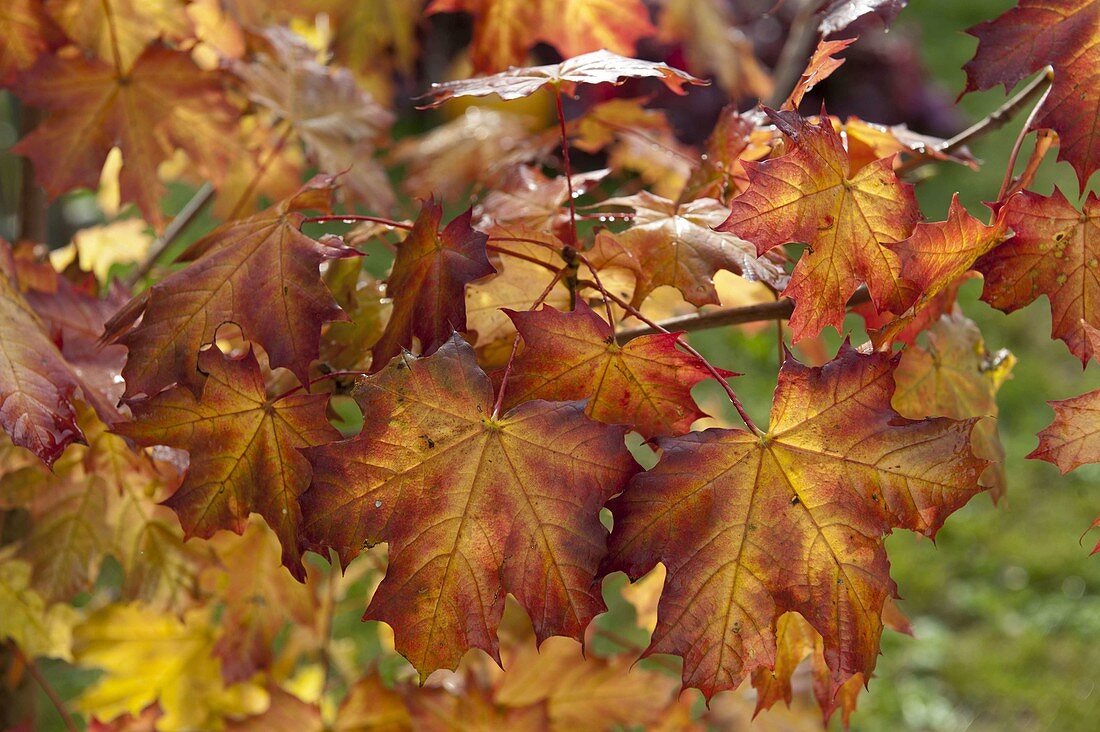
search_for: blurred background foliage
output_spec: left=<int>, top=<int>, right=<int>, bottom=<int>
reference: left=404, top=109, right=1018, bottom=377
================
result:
left=2, top=0, right=1098, bottom=729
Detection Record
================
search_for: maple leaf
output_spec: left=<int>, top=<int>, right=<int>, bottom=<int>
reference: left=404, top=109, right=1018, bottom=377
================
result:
left=427, top=0, right=655, bottom=73
left=0, top=558, right=80, bottom=660
left=656, top=0, right=773, bottom=100
left=202, top=517, right=318, bottom=683
left=1029, top=387, right=1100, bottom=474
left=494, top=635, right=683, bottom=730
left=421, top=49, right=706, bottom=106
left=892, top=312, right=1015, bottom=501
left=334, top=675, right=413, bottom=731
left=370, top=200, right=494, bottom=370
left=116, top=347, right=340, bottom=581
left=751, top=612, right=867, bottom=726
left=718, top=112, right=920, bottom=341
left=226, top=689, right=322, bottom=731
left=499, top=302, right=731, bottom=438
left=104, top=177, right=357, bottom=398
left=0, top=267, right=100, bottom=466
left=0, top=0, right=63, bottom=84
left=475, top=165, right=607, bottom=236
left=233, top=27, right=396, bottom=212
left=12, top=44, right=238, bottom=229
left=589, top=191, right=786, bottom=308
left=818, top=0, right=908, bottom=34
left=571, top=99, right=699, bottom=199
left=466, top=235, right=571, bottom=367
left=52, top=219, right=154, bottom=283
left=603, top=345, right=985, bottom=698
left=301, top=335, right=638, bottom=677
left=975, top=189, right=1100, bottom=365
left=390, top=108, right=556, bottom=199
left=74, top=604, right=269, bottom=732
left=319, top=259, right=392, bottom=373
left=783, top=38, right=857, bottom=111
left=45, top=0, right=193, bottom=72
left=876, top=194, right=1010, bottom=343
left=963, top=0, right=1099, bottom=190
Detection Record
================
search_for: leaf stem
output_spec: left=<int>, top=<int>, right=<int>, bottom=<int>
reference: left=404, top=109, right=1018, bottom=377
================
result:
left=492, top=267, right=567, bottom=420
left=590, top=283, right=761, bottom=435
left=10, top=643, right=77, bottom=732
left=124, top=182, right=214, bottom=287
left=996, top=68, right=1054, bottom=202
left=226, top=122, right=294, bottom=221
left=614, top=285, right=871, bottom=341
left=485, top=244, right=562, bottom=273
left=554, top=86, right=580, bottom=250
left=100, top=0, right=125, bottom=74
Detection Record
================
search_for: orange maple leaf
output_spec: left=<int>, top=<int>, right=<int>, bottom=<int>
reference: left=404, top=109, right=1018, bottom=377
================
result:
left=13, top=44, right=239, bottom=229
left=427, top=0, right=655, bottom=73
left=116, top=347, right=340, bottom=581
left=964, top=0, right=1100, bottom=190
left=719, top=112, right=920, bottom=341
left=104, top=177, right=357, bottom=399
left=301, top=335, right=638, bottom=677
left=500, top=302, right=733, bottom=438
left=604, top=345, right=985, bottom=699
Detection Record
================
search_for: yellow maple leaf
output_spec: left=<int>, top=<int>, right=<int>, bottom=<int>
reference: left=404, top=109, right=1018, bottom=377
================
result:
left=51, top=219, right=153, bottom=282
left=0, top=557, right=79, bottom=660
left=75, top=603, right=269, bottom=731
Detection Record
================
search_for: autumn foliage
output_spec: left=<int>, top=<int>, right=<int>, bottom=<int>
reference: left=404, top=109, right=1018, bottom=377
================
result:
left=0, top=0, right=1097, bottom=729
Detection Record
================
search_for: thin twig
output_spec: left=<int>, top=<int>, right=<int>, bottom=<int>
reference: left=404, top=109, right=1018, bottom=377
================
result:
left=485, top=244, right=562, bottom=273
left=554, top=87, right=580, bottom=249
left=17, top=104, right=47, bottom=243
left=615, top=286, right=871, bottom=341
left=997, top=70, right=1055, bottom=202
left=593, top=285, right=760, bottom=435
left=896, top=67, right=1054, bottom=178
left=767, top=0, right=827, bottom=108
left=492, top=268, right=567, bottom=419
left=10, top=643, right=77, bottom=732
left=124, top=182, right=214, bottom=287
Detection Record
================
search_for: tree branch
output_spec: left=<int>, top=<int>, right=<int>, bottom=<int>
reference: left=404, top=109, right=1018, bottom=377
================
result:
left=10, top=643, right=77, bottom=732
left=614, top=286, right=870, bottom=341
left=896, top=67, right=1054, bottom=177
left=124, top=182, right=214, bottom=287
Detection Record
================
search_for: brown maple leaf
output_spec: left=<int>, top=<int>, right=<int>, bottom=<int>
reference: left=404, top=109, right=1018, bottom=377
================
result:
left=233, top=27, right=396, bottom=212
left=964, top=0, right=1099, bottom=190
left=1030, top=387, right=1100, bottom=474
left=421, top=49, right=705, bottom=106
left=0, top=0, right=63, bottom=84
left=370, top=200, right=494, bottom=370
left=301, top=335, right=639, bottom=677
left=45, top=0, right=193, bottom=73
left=116, top=347, right=341, bottom=581
left=12, top=44, right=238, bottom=229
left=603, top=344, right=985, bottom=699
left=104, top=177, right=357, bottom=399
left=783, top=38, right=857, bottom=111
left=718, top=112, right=920, bottom=341
left=499, top=302, right=733, bottom=438
left=892, top=311, right=1015, bottom=502
left=975, top=189, right=1100, bottom=365
left=427, top=0, right=655, bottom=73
left=590, top=191, right=786, bottom=308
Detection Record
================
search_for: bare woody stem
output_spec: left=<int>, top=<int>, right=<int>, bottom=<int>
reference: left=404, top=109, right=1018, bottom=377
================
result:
left=9, top=643, right=78, bottom=732
left=614, top=285, right=871, bottom=341
left=124, top=181, right=214, bottom=287
left=896, top=67, right=1054, bottom=178
left=587, top=281, right=762, bottom=436
left=553, top=86, right=580, bottom=250
left=997, top=68, right=1055, bottom=202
